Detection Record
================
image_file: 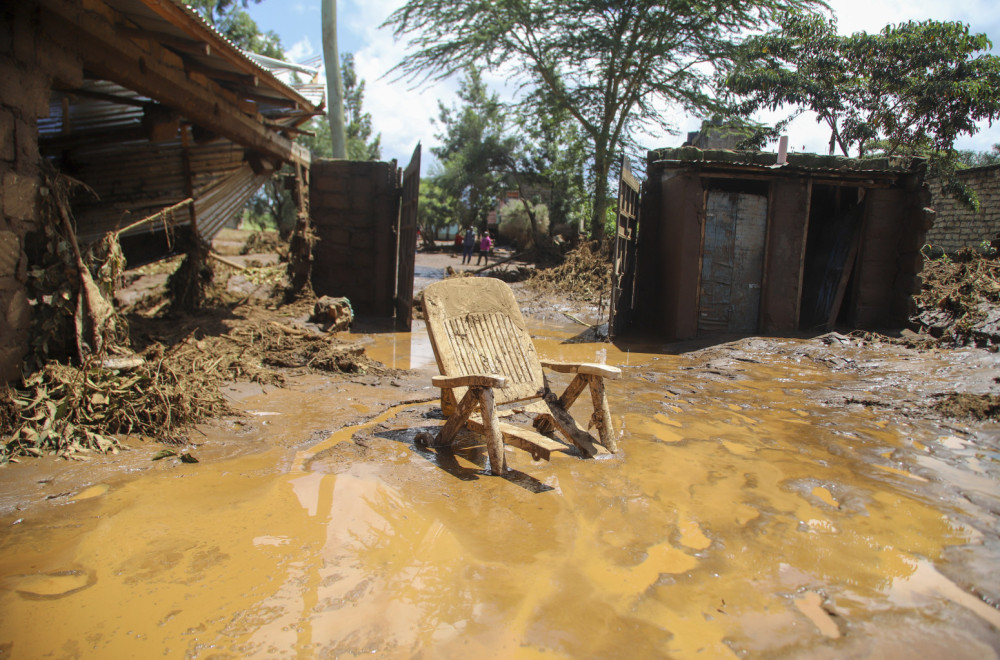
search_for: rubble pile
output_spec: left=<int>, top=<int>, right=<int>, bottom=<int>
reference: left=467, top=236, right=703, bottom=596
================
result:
left=525, top=243, right=612, bottom=301
left=913, top=248, right=1000, bottom=346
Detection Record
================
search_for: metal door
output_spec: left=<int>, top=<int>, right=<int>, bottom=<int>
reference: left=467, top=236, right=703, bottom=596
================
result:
left=609, top=157, right=640, bottom=339
left=395, top=144, right=421, bottom=329
left=698, top=191, right=768, bottom=333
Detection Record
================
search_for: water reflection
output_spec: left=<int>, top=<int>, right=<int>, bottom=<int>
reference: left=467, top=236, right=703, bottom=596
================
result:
left=0, top=326, right=996, bottom=657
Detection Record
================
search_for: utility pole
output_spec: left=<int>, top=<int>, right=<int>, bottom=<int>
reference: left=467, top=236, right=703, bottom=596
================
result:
left=321, top=0, right=346, bottom=158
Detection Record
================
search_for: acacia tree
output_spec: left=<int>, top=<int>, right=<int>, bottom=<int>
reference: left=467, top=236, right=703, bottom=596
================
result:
left=724, top=16, right=1000, bottom=206
left=384, top=0, right=823, bottom=242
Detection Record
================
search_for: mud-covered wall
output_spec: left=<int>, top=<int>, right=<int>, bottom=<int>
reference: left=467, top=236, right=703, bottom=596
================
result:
left=926, top=165, right=1000, bottom=253
left=309, top=159, right=399, bottom=317
left=760, top=179, right=810, bottom=333
left=1, top=3, right=83, bottom=381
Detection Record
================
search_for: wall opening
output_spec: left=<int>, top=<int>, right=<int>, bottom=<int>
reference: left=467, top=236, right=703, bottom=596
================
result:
left=799, top=185, right=864, bottom=331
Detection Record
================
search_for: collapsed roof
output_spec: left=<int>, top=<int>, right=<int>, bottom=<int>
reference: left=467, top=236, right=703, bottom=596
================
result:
left=35, top=0, right=325, bottom=244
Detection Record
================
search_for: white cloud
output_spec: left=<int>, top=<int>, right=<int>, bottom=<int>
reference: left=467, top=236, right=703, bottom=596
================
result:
left=285, top=36, right=316, bottom=63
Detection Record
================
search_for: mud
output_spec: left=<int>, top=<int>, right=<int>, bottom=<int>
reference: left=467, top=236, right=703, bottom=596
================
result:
left=1, top=254, right=999, bottom=657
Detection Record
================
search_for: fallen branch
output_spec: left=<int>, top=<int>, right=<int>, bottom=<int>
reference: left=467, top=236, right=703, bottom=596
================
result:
left=114, top=198, right=192, bottom=237
left=208, top=251, right=248, bottom=271
left=470, top=251, right=528, bottom=275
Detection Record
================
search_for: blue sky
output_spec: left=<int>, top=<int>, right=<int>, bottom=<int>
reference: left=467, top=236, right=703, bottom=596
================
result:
left=245, top=0, right=1000, bottom=168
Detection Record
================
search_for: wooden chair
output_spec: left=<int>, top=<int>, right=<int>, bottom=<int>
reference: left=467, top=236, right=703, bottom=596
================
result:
left=420, top=277, right=621, bottom=475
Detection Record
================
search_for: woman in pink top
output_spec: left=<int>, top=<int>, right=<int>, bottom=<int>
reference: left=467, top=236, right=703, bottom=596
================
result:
left=477, top=232, right=493, bottom=265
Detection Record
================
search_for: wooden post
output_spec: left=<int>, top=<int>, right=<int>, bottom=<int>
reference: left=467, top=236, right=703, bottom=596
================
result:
left=587, top=375, right=618, bottom=452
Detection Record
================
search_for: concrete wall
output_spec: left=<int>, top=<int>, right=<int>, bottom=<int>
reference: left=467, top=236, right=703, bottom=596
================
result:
left=309, top=159, right=399, bottom=317
left=926, top=165, right=1000, bottom=253
left=1, top=3, right=83, bottom=381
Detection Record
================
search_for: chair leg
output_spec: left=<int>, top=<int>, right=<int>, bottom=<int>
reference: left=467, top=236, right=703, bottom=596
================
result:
left=587, top=375, right=618, bottom=452
left=429, top=387, right=481, bottom=448
left=477, top=386, right=507, bottom=475
left=535, top=374, right=587, bottom=434
left=559, top=374, right=589, bottom=408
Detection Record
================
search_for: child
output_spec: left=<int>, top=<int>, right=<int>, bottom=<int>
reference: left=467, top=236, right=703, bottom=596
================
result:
left=477, top=231, right=493, bottom=266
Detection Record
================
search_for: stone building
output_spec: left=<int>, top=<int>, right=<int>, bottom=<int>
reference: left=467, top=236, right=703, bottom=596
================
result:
left=926, top=164, right=1000, bottom=253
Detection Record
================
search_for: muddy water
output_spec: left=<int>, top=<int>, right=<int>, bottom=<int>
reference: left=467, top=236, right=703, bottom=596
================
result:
left=1, top=326, right=999, bottom=658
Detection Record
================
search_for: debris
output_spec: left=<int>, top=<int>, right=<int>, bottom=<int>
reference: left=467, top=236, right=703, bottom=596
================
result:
left=524, top=243, right=611, bottom=301
left=934, top=393, right=1000, bottom=421
left=310, top=296, right=353, bottom=331
left=913, top=249, right=1000, bottom=346
left=208, top=251, right=249, bottom=272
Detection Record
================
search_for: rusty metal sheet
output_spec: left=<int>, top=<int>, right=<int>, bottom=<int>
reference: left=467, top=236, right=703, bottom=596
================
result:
left=699, top=191, right=767, bottom=334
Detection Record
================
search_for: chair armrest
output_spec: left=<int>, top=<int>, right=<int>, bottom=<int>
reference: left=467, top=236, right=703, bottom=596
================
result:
left=540, top=360, right=621, bottom=379
left=432, top=374, right=507, bottom=388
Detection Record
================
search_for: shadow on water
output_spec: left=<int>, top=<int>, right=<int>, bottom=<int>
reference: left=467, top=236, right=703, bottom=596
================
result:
left=375, top=427, right=554, bottom=493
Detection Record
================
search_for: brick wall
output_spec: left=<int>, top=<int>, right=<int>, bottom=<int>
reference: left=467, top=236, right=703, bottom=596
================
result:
left=309, top=159, right=400, bottom=317
left=926, top=165, right=1000, bottom=253
left=1, top=3, right=83, bottom=381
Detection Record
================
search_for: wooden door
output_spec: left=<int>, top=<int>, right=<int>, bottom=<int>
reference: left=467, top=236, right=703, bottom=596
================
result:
left=395, top=144, right=421, bottom=329
left=609, top=157, right=640, bottom=339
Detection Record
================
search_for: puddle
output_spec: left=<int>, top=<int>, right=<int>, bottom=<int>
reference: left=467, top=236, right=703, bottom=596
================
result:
left=0, top=328, right=997, bottom=657
left=360, top=321, right=438, bottom=372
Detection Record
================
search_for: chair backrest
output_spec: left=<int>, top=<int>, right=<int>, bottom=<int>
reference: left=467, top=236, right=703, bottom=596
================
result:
left=422, top=277, right=545, bottom=406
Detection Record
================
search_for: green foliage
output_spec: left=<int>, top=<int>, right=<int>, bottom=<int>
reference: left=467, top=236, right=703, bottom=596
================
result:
left=385, top=0, right=824, bottom=242
left=295, top=55, right=382, bottom=161
left=342, top=53, right=383, bottom=161
left=956, top=144, right=1000, bottom=168
left=724, top=16, right=1000, bottom=160
left=513, top=95, right=590, bottom=233
left=431, top=68, right=517, bottom=230
left=185, top=0, right=283, bottom=58
left=417, top=177, right=461, bottom=240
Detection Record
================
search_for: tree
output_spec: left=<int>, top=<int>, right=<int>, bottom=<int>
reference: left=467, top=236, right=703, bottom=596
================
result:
left=724, top=16, right=1000, bottom=160
left=384, top=0, right=823, bottom=242
left=417, top=176, right=461, bottom=240
left=431, top=68, right=517, bottom=231
left=185, top=1, right=282, bottom=58
left=957, top=144, right=1000, bottom=168
left=513, top=96, right=590, bottom=235
left=342, top=53, right=383, bottom=160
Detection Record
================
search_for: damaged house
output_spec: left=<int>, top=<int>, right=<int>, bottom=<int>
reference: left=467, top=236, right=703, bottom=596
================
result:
left=2, top=0, right=422, bottom=382
left=1, top=0, right=324, bottom=380
left=611, top=148, right=933, bottom=340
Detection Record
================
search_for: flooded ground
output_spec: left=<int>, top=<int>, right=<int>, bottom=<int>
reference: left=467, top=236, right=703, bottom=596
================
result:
left=2, top=266, right=999, bottom=657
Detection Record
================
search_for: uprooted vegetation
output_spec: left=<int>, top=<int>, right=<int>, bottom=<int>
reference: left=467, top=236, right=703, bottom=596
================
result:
left=2, top=186, right=388, bottom=463
left=2, top=295, right=392, bottom=462
left=524, top=242, right=612, bottom=302
left=911, top=248, right=1000, bottom=347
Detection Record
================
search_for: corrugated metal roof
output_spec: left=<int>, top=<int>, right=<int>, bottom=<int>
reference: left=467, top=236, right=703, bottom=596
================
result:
left=648, top=147, right=923, bottom=177
left=37, top=0, right=323, bottom=249
left=104, top=0, right=320, bottom=116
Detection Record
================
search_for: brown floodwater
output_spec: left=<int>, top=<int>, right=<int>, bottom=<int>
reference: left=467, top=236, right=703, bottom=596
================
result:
left=1, top=320, right=999, bottom=658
